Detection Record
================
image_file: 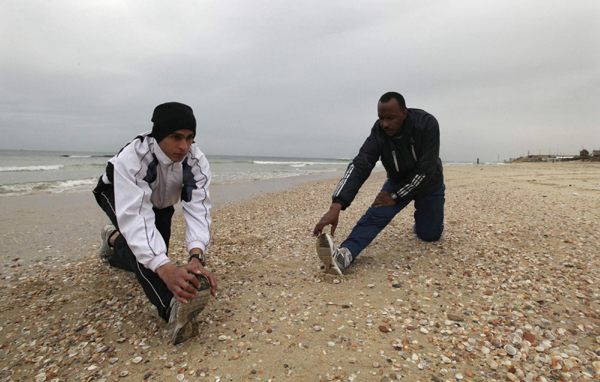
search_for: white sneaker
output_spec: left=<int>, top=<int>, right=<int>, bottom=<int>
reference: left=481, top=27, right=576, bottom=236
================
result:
left=98, top=224, right=116, bottom=262
left=167, top=274, right=211, bottom=345
left=316, top=233, right=352, bottom=275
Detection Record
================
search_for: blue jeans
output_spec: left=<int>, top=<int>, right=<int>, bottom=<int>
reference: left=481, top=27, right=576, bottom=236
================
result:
left=341, top=180, right=445, bottom=260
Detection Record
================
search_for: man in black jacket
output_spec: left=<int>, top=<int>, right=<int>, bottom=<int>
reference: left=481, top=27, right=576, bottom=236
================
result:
left=313, top=92, right=445, bottom=275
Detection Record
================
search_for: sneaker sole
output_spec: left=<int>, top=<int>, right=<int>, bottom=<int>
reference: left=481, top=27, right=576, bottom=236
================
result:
left=170, top=275, right=211, bottom=345
left=316, top=233, right=343, bottom=276
left=98, top=224, right=115, bottom=262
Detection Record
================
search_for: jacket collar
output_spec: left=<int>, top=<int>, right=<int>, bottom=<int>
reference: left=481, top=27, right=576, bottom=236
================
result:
left=152, top=138, right=178, bottom=165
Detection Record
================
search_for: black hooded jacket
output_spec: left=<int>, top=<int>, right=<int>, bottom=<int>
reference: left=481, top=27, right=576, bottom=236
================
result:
left=332, top=108, right=443, bottom=210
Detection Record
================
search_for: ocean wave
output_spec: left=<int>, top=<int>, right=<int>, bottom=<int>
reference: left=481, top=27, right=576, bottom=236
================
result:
left=252, top=161, right=347, bottom=166
left=208, top=159, right=253, bottom=164
left=60, top=154, right=113, bottom=158
left=0, top=178, right=97, bottom=196
left=0, top=165, right=65, bottom=172
left=210, top=168, right=345, bottom=185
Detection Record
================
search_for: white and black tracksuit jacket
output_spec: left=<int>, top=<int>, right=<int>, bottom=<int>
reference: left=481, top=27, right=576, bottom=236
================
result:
left=98, top=131, right=211, bottom=272
left=333, top=108, right=444, bottom=209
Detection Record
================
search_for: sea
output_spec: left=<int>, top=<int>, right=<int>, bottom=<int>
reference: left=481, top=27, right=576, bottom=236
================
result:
left=0, top=149, right=355, bottom=197
left=0, top=149, right=489, bottom=198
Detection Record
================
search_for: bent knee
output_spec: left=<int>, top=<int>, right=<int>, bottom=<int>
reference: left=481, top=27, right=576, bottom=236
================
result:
left=415, top=226, right=443, bottom=242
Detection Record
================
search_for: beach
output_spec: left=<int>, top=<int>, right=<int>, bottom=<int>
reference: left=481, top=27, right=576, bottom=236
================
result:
left=1, top=162, right=599, bottom=381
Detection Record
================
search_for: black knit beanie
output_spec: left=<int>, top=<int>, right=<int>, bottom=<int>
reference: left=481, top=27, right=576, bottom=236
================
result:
left=151, top=102, right=196, bottom=143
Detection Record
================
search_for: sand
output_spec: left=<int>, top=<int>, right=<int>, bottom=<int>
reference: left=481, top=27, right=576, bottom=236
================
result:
left=1, top=162, right=599, bottom=381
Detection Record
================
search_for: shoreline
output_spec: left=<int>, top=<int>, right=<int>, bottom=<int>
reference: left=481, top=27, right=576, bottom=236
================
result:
left=0, top=170, right=350, bottom=278
left=2, top=161, right=599, bottom=279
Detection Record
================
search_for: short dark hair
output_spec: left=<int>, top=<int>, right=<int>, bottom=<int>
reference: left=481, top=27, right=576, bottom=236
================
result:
left=379, top=92, right=406, bottom=110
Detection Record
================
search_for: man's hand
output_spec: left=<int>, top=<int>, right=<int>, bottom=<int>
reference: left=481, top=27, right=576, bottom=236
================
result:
left=186, top=257, right=218, bottom=297
left=156, top=263, right=200, bottom=304
left=313, top=203, right=342, bottom=237
left=372, top=191, right=396, bottom=208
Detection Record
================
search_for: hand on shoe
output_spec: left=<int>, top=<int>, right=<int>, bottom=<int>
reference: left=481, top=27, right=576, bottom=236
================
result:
left=313, top=203, right=342, bottom=237
left=156, top=263, right=201, bottom=303
left=372, top=191, right=396, bottom=208
left=186, top=257, right=218, bottom=297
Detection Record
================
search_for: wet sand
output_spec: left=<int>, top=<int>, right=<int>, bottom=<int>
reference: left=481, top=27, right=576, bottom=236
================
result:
left=0, top=171, right=348, bottom=275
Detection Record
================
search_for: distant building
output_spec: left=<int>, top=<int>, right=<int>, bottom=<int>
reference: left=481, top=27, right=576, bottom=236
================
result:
left=580, top=149, right=589, bottom=158
left=593, top=149, right=600, bottom=157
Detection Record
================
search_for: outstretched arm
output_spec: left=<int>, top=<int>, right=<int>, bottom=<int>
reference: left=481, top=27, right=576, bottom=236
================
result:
left=313, top=203, right=342, bottom=237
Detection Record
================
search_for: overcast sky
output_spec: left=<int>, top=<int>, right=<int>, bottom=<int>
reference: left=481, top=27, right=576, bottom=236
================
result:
left=1, top=0, right=598, bottom=162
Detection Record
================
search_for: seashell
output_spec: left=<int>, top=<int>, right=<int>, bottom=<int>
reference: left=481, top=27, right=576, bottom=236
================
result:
left=131, top=356, right=142, bottom=364
left=504, top=344, right=517, bottom=356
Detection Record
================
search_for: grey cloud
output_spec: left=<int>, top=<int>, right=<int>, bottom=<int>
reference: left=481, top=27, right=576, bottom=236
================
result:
left=1, top=0, right=598, bottom=162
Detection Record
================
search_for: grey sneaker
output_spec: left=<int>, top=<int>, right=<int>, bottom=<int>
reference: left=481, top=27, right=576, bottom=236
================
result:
left=98, top=224, right=117, bottom=262
left=316, top=233, right=352, bottom=275
left=167, top=274, right=211, bottom=345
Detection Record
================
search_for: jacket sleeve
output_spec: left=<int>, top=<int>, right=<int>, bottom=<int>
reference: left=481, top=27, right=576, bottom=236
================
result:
left=393, top=114, right=440, bottom=201
left=180, top=145, right=212, bottom=254
left=332, top=125, right=381, bottom=210
left=112, top=143, right=170, bottom=272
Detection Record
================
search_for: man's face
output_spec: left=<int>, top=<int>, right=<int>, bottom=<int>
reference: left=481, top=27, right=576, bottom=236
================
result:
left=158, top=129, right=195, bottom=162
left=378, top=99, right=407, bottom=136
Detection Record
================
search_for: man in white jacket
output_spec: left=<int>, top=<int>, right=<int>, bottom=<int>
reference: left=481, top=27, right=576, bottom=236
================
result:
left=93, top=102, right=217, bottom=344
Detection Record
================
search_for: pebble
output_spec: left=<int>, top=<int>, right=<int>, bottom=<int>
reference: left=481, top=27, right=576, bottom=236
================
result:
left=447, top=314, right=464, bottom=322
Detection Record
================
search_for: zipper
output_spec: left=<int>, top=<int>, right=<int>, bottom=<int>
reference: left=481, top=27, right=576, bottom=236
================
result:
left=411, top=144, right=417, bottom=162
left=391, top=151, right=400, bottom=172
